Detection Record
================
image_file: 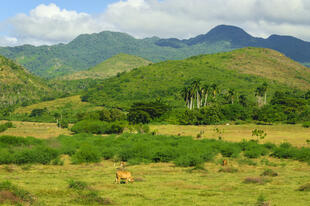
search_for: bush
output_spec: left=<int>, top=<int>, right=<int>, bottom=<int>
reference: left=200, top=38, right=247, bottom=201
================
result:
left=243, top=177, right=270, bottom=185
left=71, top=120, right=126, bottom=134
left=14, top=146, right=58, bottom=165
left=302, top=121, right=310, bottom=128
left=174, top=153, right=204, bottom=167
left=68, top=179, right=88, bottom=190
left=0, top=122, right=14, bottom=133
left=260, top=169, right=278, bottom=177
left=72, top=145, right=101, bottom=164
left=218, top=167, right=238, bottom=173
left=219, top=144, right=241, bottom=158
left=298, top=183, right=310, bottom=191
left=0, top=181, right=34, bottom=204
left=128, top=110, right=151, bottom=124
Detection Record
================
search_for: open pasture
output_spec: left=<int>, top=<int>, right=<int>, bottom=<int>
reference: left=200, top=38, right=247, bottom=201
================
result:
left=0, top=121, right=71, bottom=139
left=1, top=158, right=310, bottom=205
left=151, top=124, right=310, bottom=147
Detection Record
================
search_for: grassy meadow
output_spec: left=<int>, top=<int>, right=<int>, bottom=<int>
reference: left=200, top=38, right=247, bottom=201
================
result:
left=150, top=124, right=310, bottom=147
left=1, top=157, right=310, bottom=205
left=0, top=123, right=310, bottom=205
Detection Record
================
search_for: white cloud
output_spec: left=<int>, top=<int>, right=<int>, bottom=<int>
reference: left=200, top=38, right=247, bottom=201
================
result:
left=3, top=3, right=115, bottom=45
left=1, top=0, right=310, bottom=46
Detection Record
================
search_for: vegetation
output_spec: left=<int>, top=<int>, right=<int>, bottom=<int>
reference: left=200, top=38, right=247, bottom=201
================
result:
left=82, top=48, right=310, bottom=111
left=60, top=53, right=152, bottom=80
left=1, top=25, right=310, bottom=78
left=0, top=55, right=55, bottom=111
left=0, top=122, right=14, bottom=133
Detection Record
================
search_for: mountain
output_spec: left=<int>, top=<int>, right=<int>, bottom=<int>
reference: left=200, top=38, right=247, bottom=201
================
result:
left=81, top=47, right=310, bottom=109
left=59, top=53, right=152, bottom=80
left=0, top=55, right=54, bottom=109
left=0, top=25, right=310, bottom=78
left=158, top=25, right=310, bottom=64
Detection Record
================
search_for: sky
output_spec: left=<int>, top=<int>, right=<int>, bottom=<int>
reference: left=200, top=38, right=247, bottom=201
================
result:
left=1, top=0, right=310, bottom=46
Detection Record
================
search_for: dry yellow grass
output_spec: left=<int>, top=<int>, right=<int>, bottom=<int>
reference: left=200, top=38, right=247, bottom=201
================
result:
left=0, top=121, right=71, bottom=139
left=150, top=124, right=310, bottom=147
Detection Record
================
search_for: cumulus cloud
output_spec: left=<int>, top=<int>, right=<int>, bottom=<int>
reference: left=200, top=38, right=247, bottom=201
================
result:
left=3, top=3, right=115, bottom=46
left=1, top=0, right=310, bottom=46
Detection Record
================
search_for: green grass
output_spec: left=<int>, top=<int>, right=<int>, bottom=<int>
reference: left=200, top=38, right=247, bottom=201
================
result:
left=60, top=53, right=152, bottom=80
left=0, top=158, right=309, bottom=205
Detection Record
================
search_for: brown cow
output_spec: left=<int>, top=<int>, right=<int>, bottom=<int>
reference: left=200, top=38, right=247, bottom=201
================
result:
left=222, top=159, right=228, bottom=166
left=115, top=170, right=134, bottom=184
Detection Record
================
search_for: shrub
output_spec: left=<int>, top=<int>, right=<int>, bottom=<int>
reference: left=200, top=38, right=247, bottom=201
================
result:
left=128, top=110, right=151, bottom=124
left=256, top=194, right=269, bottom=206
left=243, top=177, right=270, bottom=185
left=0, top=181, right=34, bottom=205
left=260, top=169, right=278, bottom=177
left=14, top=146, right=58, bottom=165
left=298, top=183, right=310, bottom=191
left=174, top=153, right=204, bottom=167
left=74, top=190, right=111, bottom=205
left=71, top=120, right=126, bottom=134
left=0, top=122, right=14, bottom=133
left=218, top=167, right=238, bottom=173
left=219, top=144, right=241, bottom=158
left=72, top=145, right=101, bottom=164
left=68, top=179, right=88, bottom=190
left=302, top=121, right=310, bottom=128
left=238, top=158, right=257, bottom=166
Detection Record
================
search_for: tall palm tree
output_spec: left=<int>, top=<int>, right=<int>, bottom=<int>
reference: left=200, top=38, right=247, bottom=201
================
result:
left=191, top=80, right=201, bottom=109
left=228, top=89, right=235, bottom=104
left=181, top=86, right=190, bottom=109
left=261, top=82, right=268, bottom=105
left=210, top=83, right=218, bottom=101
left=201, top=84, right=210, bottom=106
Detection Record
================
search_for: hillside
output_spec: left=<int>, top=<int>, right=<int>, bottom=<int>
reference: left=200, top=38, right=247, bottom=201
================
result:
left=1, top=25, right=310, bottom=78
left=0, top=55, right=53, bottom=110
left=13, top=95, right=100, bottom=114
left=60, top=53, right=152, bottom=80
left=82, top=48, right=310, bottom=108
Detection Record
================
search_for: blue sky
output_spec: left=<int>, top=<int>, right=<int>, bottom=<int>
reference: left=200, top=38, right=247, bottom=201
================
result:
left=1, top=0, right=310, bottom=46
left=1, top=0, right=117, bottom=21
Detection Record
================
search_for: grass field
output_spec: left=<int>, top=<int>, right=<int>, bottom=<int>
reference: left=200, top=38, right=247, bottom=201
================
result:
left=0, top=123, right=310, bottom=205
left=1, top=157, right=310, bottom=205
left=0, top=122, right=309, bottom=146
left=13, top=95, right=100, bottom=114
left=0, top=121, right=71, bottom=139
left=150, top=124, right=310, bottom=147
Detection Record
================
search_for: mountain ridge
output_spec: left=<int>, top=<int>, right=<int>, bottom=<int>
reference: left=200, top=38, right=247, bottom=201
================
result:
left=0, top=25, right=310, bottom=78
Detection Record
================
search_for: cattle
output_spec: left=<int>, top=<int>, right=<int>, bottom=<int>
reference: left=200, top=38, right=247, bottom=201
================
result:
left=222, top=159, right=228, bottom=166
left=115, top=170, right=134, bottom=184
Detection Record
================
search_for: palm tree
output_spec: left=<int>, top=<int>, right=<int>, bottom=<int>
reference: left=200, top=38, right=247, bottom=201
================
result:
left=191, top=80, right=201, bottom=109
left=210, top=83, right=218, bottom=101
left=181, top=86, right=191, bottom=109
left=261, top=82, right=268, bottom=105
left=228, top=89, right=235, bottom=104
left=255, top=82, right=268, bottom=107
left=201, top=84, right=210, bottom=106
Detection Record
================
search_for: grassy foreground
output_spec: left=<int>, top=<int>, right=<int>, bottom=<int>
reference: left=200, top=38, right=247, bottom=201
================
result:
left=0, top=158, right=310, bottom=205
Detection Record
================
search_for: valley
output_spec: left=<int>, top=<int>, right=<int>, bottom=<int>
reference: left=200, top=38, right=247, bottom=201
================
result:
left=0, top=20, right=310, bottom=206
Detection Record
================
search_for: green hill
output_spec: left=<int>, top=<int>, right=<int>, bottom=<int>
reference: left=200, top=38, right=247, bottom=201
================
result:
left=82, top=48, right=310, bottom=108
left=1, top=25, right=310, bottom=78
left=60, top=53, right=152, bottom=80
left=0, top=55, right=54, bottom=110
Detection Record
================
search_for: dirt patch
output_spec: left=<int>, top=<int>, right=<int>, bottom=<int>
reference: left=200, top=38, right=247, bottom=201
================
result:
left=0, top=190, right=22, bottom=204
